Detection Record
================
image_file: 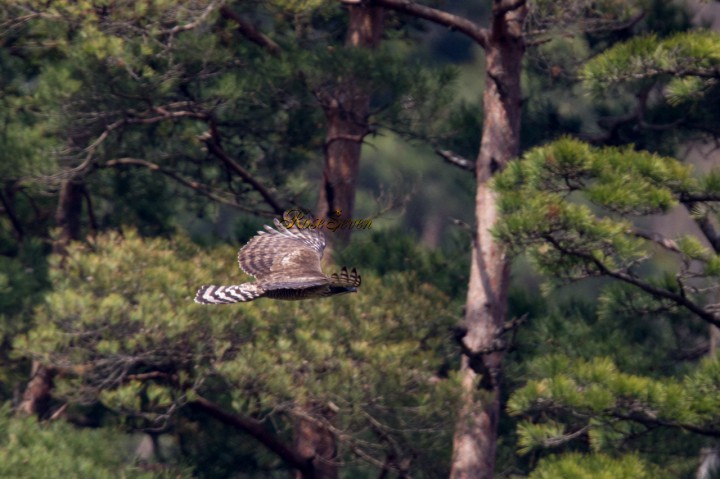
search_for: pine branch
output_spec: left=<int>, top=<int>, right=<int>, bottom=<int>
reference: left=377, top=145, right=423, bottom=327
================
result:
left=629, top=227, right=681, bottom=254
left=612, top=411, right=720, bottom=439
left=190, top=396, right=314, bottom=477
left=678, top=197, right=720, bottom=253
left=344, top=0, right=489, bottom=49
left=220, top=6, right=281, bottom=56
left=102, top=158, right=276, bottom=216
left=201, top=130, right=286, bottom=215
left=544, top=235, right=720, bottom=327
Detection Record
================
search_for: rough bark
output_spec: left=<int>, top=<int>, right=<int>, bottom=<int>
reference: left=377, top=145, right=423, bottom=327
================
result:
left=295, top=7, right=386, bottom=477
left=53, top=179, right=85, bottom=254
left=316, top=4, right=384, bottom=244
left=366, top=1, right=527, bottom=476
left=450, top=4, right=527, bottom=479
left=294, top=406, right=338, bottom=479
left=17, top=361, right=56, bottom=417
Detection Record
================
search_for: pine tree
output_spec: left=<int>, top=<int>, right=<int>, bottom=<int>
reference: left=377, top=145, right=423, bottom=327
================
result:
left=494, top=27, right=720, bottom=477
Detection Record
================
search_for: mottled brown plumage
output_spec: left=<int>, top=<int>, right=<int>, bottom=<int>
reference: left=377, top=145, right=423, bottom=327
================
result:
left=194, top=219, right=360, bottom=304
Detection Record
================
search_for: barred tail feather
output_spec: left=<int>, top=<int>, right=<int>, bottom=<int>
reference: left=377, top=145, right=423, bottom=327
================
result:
left=194, top=283, right=264, bottom=304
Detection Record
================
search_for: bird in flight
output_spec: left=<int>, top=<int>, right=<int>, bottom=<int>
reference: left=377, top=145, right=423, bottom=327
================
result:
left=194, top=219, right=361, bottom=304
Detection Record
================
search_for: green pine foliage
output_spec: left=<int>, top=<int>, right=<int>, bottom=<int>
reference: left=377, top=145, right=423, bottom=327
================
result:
left=494, top=134, right=720, bottom=475
left=495, top=138, right=716, bottom=287
left=14, top=230, right=461, bottom=477
left=582, top=30, right=720, bottom=101
left=335, top=227, right=470, bottom=298
left=0, top=0, right=456, bottom=237
left=507, top=355, right=720, bottom=475
left=528, top=453, right=663, bottom=479
left=0, top=405, right=189, bottom=479
left=493, top=137, right=699, bottom=282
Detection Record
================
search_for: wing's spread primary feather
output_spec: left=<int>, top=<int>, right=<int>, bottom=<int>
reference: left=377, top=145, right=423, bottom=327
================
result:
left=238, top=218, right=326, bottom=279
left=194, top=218, right=358, bottom=304
left=330, top=267, right=361, bottom=288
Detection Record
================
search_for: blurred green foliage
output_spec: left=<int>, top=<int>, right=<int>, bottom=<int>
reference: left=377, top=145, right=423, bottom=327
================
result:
left=1, top=0, right=720, bottom=477
left=0, top=404, right=190, bottom=479
left=13, top=230, right=460, bottom=477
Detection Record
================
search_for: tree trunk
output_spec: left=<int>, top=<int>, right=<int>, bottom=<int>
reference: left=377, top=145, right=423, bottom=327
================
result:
left=53, top=179, right=85, bottom=254
left=450, top=5, right=526, bottom=479
left=294, top=406, right=338, bottom=479
left=17, top=361, right=56, bottom=417
left=301, top=8, right=385, bottom=476
left=316, top=5, right=384, bottom=244
left=21, top=179, right=84, bottom=417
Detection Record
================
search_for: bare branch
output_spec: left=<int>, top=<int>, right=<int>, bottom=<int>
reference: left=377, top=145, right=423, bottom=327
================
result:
left=190, top=396, right=314, bottom=476
left=168, top=1, right=220, bottom=35
left=629, top=227, right=682, bottom=255
left=102, top=158, right=276, bottom=216
left=202, top=127, right=286, bottom=215
left=681, top=193, right=720, bottom=203
left=542, top=425, right=590, bottom=448
left=344, top=0, right=489, bottom=48
left=435, top=149, right=476, bottom=172
left=220, top=6, right=281, bottom=56
left=679, top=199, right=720, bottom=253
left=35, top=107, right=209, bottom=184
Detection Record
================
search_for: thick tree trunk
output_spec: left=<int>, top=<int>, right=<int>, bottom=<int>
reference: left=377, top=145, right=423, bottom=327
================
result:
left=316, top=5, right=384, bottom=244
left=301, top=8, right=385, bottom=476
left=450, top=5, right=526, bottom=479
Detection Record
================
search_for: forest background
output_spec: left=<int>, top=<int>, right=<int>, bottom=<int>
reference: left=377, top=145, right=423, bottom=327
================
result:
left=3, top=0, right=720, bottom=478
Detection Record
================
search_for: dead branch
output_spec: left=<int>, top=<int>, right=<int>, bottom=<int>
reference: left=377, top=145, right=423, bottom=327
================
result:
left=629, top=227, right=682, bottom=255
left=435, top=149, right=476, bottom=172
left=167, top=1, right=220, bottom=35
left=220, top=6, right=281, bottom=56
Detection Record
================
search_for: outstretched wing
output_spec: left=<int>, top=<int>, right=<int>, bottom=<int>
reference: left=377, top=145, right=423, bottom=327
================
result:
left=237, top=218, right=328, bottom=289
left=329, top=267, right=361, bottom=288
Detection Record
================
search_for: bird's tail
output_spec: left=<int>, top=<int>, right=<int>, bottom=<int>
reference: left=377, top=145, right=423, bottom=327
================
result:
left=329, top=267, right=361, bottom=288
left=194, top=283, right=264, bottom=304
